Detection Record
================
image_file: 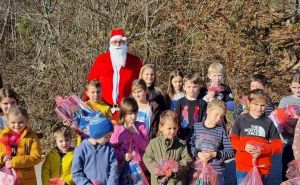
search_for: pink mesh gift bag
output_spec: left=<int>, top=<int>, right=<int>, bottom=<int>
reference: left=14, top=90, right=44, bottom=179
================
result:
left=281, top=160, right=300, bottom=185
left=240, top=141, right=265, bottom=185
left=280, top=177, right=300, bottom=185
left=49, top=178, right=65, bottom=185
left=154, top=159, right=179, bottom=176
left=240, top=158, right=264, bottom=185
left=0, top=167, right=19, bottom=185
left=190, top=160, right=218, bottom=185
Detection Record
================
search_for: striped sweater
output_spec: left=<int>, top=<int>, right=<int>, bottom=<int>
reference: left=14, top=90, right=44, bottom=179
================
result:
left=189, top=122, right=235, bottom=173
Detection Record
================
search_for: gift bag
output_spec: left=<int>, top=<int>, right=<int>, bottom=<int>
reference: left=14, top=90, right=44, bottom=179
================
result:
left=208, top=85, right=224, bottom=93
left=269, top=105, right=300, bottom=132
left=239, top=141, right=265, bottom=185
left=154, top=159, right=179, bottom=176
left=119, top=134, right=149, bottom=185
left=154, top=159, right=179, bottom=185
left=0, top=167, right=18, bottom=185
left=269, top=108, right=290, bottom=132
left=190, top=160, right=218, bottom=185
left=92, top=179, right=103, bottom=185
left=285, top=105, right=300, bottom=118
left=281, top=177, right=300, bottom=185
left=280, top=160, right=300, bottom=185
left=286, top=160, right=300, bottom=180
left=49, top=178, right=64, bottom=185
left=239, top=157, right=264, bottom=185
left=239, top=165, right=263, bottom=185
left=54, top=94, right=97, bottom=135
left=120, top=160, right=149, bottom=185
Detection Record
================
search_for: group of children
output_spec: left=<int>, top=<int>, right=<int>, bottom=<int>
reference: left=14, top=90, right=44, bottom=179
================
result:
left=0, top=62, right=299, bottom=185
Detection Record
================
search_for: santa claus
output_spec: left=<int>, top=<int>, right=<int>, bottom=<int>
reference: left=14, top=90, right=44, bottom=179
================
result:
left=87, top=29, right=142, bottom=119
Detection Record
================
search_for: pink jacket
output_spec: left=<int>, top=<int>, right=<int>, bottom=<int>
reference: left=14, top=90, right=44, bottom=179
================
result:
left=110, top=121, right=149, bottom=162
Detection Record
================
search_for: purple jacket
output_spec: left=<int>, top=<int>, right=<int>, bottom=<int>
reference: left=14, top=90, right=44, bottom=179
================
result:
left=110, top=121, right=149, bottom=162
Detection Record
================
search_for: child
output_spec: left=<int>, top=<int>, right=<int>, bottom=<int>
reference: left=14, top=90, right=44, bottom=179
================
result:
left=131, top=79, right=161, bottom=139
left=279, top=72, right=300, bottom=107
left=165, top=70, right=184, bottom=111
left=110, top=97, right=149, bottom=172
left=0, top=106, right=42, bottom=185
left=279, top=71, right=300, bottom=180
left=189, top=99, right=235, bottom=185
left=139, top=64, right=168, bottom=111
left=175, top=73, right=207, bottom=140
left=85, top=80, right=112, bottom=119
left=65, top=80, right=113, bottom=145
left=199, top=61, right=235, bottom=112
left=233, top=74, right=275, bottom=119
left=143, top=110, right=192, bottom=185
left=42, top=125, right=74, bottom=185
left=232, top=74, right=278, bottom=185
left=0, top=87, right=19, bottom=130
left=230, top=89, right=283, bottom=185
left=72, top=114, right=119, bottom=184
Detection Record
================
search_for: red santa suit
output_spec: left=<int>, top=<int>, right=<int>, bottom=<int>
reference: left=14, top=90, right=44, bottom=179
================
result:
left=87, top=51, right=142, bottom=107
left=86, top=29, right=142, bottom=121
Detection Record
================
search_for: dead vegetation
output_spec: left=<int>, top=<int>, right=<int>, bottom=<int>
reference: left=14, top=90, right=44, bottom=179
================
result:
left=0, top=0, right=299, bottom=151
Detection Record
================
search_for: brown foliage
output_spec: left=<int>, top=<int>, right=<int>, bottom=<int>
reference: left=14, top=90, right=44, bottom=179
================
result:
left=0, top=0, right=299, bottom=151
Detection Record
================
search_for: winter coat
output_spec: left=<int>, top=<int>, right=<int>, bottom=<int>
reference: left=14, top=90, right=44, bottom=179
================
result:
left=143, top=136, right=192, bottom=185
left=72, top=139, right=119, bottom=185
left=110, top=121, right=149, bottom=166
left=148, top=101, right=162, bottom=139
left=0, top=127, right=42, bottom=185
left=42, top=147, right=74, bottom=185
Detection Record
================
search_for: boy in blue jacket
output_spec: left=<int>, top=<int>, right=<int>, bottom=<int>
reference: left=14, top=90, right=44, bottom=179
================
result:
left=72, top=114, right=118, bottom=185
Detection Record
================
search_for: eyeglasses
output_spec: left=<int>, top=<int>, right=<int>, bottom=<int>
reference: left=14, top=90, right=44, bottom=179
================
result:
left=110, top=40, right=125, bottom=46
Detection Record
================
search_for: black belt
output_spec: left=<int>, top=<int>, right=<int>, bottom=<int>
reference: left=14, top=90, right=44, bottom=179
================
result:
left=110, top=104, right=120, bottom=114
left=112, top=104, right=120, bottom=108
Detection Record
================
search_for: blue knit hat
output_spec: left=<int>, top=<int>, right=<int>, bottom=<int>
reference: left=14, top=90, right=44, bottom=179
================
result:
left=89, top=112, right=114, bottom=139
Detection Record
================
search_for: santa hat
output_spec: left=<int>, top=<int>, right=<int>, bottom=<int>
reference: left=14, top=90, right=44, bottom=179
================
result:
left=110, top=28, right=127, bottom=43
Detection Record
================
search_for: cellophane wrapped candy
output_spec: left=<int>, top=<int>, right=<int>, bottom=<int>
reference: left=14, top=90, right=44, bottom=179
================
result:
left=154, top=159, right=179, bottom=176
left=54, top=95, right=97, bottom=135
left=207, top=85, right=224, bottom=93
left=269, top=105, right=300, bottom=133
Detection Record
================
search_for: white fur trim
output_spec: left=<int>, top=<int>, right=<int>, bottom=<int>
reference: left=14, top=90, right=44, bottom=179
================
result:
left=110, top=35, right=127, bottom=42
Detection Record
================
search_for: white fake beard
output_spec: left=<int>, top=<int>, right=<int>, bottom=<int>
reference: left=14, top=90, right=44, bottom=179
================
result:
left=109, top=44, right=128, bottom=67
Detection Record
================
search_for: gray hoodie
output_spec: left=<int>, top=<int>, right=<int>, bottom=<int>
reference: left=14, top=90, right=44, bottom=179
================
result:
left=72, top=139, right=119, bottom=185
